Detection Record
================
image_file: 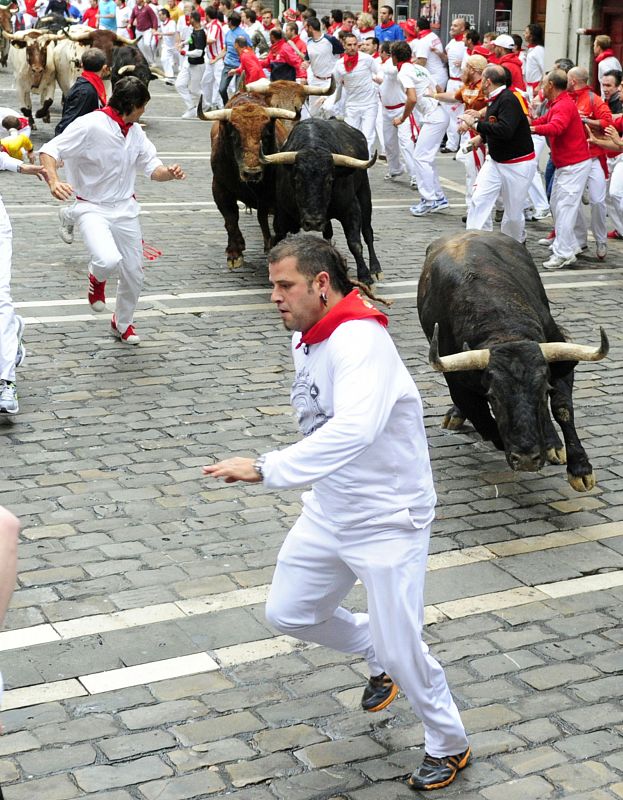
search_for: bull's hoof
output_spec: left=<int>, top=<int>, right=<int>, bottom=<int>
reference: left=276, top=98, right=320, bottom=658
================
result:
left=442, top=406, right=465, bottom=431
left=546, top=446, right=567, bottom=465
left=373, top=270, right=384, bottom=282
left=35, top=108, right=46, bottom=118
left=568, top=471, right=596, bottom=492
left=227, top=256, right=244, bottom=270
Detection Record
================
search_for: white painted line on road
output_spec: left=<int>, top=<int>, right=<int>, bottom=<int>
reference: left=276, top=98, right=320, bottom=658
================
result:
left=1, top=679, right=88, bottom=711
left=79, top=653, right=219, bottom=695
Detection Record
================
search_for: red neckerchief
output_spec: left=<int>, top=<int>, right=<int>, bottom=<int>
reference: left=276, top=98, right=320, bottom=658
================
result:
left=262, top=20, right=274, bottom=30
left=343, top=52, right=359, bottom=72
left=81, top=70, right=107, bottom=106
left=396, top=58, right=410, bottom=71
left=372, top=51, right=380, bottom=59
left=417, top=29, right=430, bottom=39
left=380, top=20, right=395, bottom=29
left=296, top=289, right=388, bottom=350
left=359, top=25, right=374, bottom=33
left=596, top=49, right=615, bottom=64
left=473, top=45, right=491, bottom=59
left=99, top=105, right=133, bottom=137
left=453, top=34, right=463, bottom=41
left=17, top=116, right=29, bottom=130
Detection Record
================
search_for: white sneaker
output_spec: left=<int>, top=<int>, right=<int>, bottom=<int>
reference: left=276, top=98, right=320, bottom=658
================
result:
left=0, top=380, right=18, bottom=414
left=181, top=108, right=197, bottom=119
left=58, top=207, right=74, bottom=245
left=384, top=170, right=404, bottom=180
left=543, top=254, right=577, bottom=270
left=537, top=233, right=556, bottom=246
left=532, top=208, right=550, bottom=220
left=596, top=241, right=607, bottom=260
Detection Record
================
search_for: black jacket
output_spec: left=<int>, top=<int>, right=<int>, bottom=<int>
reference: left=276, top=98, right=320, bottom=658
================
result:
left=475, top=88, right=534, bottom=163
left=55, top=77, right=101, bottom=136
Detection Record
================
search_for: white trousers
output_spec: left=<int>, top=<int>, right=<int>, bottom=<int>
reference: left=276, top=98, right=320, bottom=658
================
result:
left=265, top=503, right=469, bottom=758
left=574, top=157, right=607, bottom=248
left=382, top=107, right=417, bottom=178
left=0, top=203, right=16, bottom=384
left=413, top=109, right=448, bottom=202
left=527, top=135, right=549, bottom=213
left=345, top=103, right=378, bottom=158
left=375, top=103, right=385, bottom=157
left=201, top=59, right=224, bottom=107
left=137, top=30, right=155, bottom=64
left=306, top=75, right=334, bottom=118
left=160, top=46, right=179, bottom=79
left=444, top=78, right=463, bottom=151
left=175, top=61, right=205, bottom=111
left=467, top=155, right=536, bottom=243
left=550, top=159, right=592, bottom=259
left=607, top=155, right=623, bottom=235
left=75, top=199, right=144, bottom=334
left=456, top=132, right=485, bottom=209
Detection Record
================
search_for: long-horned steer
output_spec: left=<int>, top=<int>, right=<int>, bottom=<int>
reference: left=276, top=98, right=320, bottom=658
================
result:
left=417, top=231, right=609, bottom=492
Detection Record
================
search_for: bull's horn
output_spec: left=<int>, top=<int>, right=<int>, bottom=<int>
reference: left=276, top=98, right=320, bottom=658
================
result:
left=115, top=33, right=137, bottom=45
left=249, top=82, right=269, bottom=95
left=66, top=29, right=93, bottom=41
left=331, top=151, right=377, bottom=169
left=429, top=323, right=490, bottom=372
left=303, top=76, right=335, bottom=96
left=259, top=149, right=297, bottom=165
left=3, top=30, right=21, bottom=40
left=197, top=96, right=231, bottom=121
left=150, top=65, right=165, bottom=77
left=264, top=107, right=297, bottom=120
left=539, top=327, right=609, bottom=363
left=117, top=64, right=136, bottom=75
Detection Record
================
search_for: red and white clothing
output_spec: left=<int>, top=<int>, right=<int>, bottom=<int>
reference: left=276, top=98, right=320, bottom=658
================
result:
left=40, top=111, right=163, bottom=334
left=498, top=51, right=525, bottom=91
left=130, top=2, right=159, bottom=63
left=401, top=62, right=448, bottom=202
left=202, top=18, right=225, bottom=108
left=0, top=152, right=24, bottom=386
left=332, top=52, right=382, bottom=156
left=596, top=50, right=622, bottom=83
left=261, top=305, right=468, bottom=760
left=412, top=30, right=448, bottom=90
left=523, top=44, right=544, bottom=99
left=262, top=38, right=306, bottom=80
left=306, top=33, right=342, bottom=117
left=380, top=60, right=417, bottom=180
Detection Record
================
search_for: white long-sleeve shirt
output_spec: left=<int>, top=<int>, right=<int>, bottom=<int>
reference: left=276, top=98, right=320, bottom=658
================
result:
left=40, top=111, right=162, bottom=205
left=333, top=52, right=382, bottom=110
left=262, top=318, right=437, bottom=529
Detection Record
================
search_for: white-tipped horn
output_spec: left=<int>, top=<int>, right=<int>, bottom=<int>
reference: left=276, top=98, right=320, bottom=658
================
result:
left=429, top=323, right=490, bottom=372
left=117, top=64, right=135, bottom=75
left=115, top=33, right=137, bottom=45
left=540, top=327, right=609, bottom=363
left=331, top=151, right=377, bottom=169
left=263, top=107, right=298, bottom=119
left=66, top=28, right=93, bottom=41
left=303, top=76, right=335, bottom=96
left=259, top=150, right=297, bottom=165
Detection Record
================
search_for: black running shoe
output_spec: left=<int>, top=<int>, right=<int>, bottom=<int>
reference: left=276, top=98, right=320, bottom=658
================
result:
left=408, top=746, right=472, bottom=791
left=361, top=672, right=399, bottom=712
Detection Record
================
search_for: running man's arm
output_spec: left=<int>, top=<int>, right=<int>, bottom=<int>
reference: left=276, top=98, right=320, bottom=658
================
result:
left=151, top=164, right=186, bottom=181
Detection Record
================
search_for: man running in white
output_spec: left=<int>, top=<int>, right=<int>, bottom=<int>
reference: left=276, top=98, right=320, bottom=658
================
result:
left=332, top=34, right=382, bottom=157
left=202, top=6, right=225, bottom=110
left=204, top=233, right=471, bottom=794
left=412, top=16, right=448, bottom=90
left=442, top=16, right=466, bottom=152
left=40, top=78, right=186, bottom=346
left=380, top=40, right=418, bottom=185
left=304, top=17, right=343, bottom=117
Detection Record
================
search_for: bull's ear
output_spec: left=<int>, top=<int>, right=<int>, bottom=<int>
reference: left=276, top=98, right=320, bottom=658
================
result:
left=10, top=39, right=28, bottom=48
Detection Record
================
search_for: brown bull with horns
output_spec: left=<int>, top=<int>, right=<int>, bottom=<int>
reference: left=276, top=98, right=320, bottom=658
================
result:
left=5, top=30, right=62, bottom=127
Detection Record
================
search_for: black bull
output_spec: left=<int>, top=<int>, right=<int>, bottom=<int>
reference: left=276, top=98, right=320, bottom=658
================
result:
left=260, top=118, right=382, bottom=285
left=417, top=231, right=609, bottom=492
left=110, top=45, right=156, bottom=88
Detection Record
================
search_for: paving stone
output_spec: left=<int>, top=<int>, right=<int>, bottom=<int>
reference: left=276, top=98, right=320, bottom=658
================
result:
left=472, top=650, right=545, bottom=677
left=295, top=736, right=387, bottom=768
left=510, top=718, right=562, bottom=744
left=98, top=731, right=177, bottom=761
left=168, top=739, right=256, bottom=770
left=2, top=774, right=82, bottom=800
left=18, top=743, right=97, bottom=776
left=520, top=663, right=599, bottom=689
left=545, top=760, right=621, bottom=792
left=543, top=611, right=617, bottom=636
left=138, top=771, right=225, bottom=799
left=480, top=775, right=555, bottom=799
left=498, top=745, right=568, bottom=776
left=466, top=730, right=524, bottom=757
left=74, top=756, right=173, bottom=792
left=118, top=700, right=209, bottom=730
left=254, top=724, right=329, bottom=753
left=0, top=732, right=40, bottom=757
left=559, top=702, right=623, bottom=731
left=270, top=766, right=366, bottom=799
left=570, top=675, right=623, bottom=702
left=0, top=759, right=19, bottom=783
left=148, top=672, right=234, bottom=701
left=460, top=703, right=522, bottom=732
left=173, top=711, right=265, bottom=746
left=456, top=677, right=527, bottom=705
left=64, top=686, right=153, bottom=715
left=206, top=684, right=283, bottom=713
left=486, top=626, right=557, bottom=650
left=555, top=729, right=623, bottom=758
left=226, top=752, right=300, bottom=787
left=35, top=715, right=120, bottom=745
left=256, top=695, right=343, bottom=725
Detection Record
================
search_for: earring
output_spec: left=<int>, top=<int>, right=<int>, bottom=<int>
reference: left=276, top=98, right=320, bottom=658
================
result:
left=320, top=292, right=328, bottom=306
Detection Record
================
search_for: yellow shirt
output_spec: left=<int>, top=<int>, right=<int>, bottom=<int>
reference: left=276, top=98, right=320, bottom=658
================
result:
left=1, top=132, right=33, bottom=159
left=166, top=3, right=183, bottom=21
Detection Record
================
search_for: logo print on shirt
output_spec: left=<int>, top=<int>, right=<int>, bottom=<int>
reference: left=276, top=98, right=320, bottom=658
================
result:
left=291, top=367, right=329, bottom=436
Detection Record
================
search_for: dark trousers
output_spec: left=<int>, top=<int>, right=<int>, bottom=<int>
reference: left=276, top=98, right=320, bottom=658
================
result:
left=545, top=156, right=556, bottom=200
left=219, top=68, right=237, bottom=105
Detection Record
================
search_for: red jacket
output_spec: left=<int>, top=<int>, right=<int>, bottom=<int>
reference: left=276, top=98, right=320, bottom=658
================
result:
left=236, top=48, right=266, bottom=83
left=532, top=90, right=590, bottom=168
left=499, top=52, right=525, bottom=91
left=261, top=38, right=306, bottom=79
left=568, top=85, right=613, bottom=160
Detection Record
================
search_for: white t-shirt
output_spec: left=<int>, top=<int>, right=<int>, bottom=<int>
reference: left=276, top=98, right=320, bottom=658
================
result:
left=445, top=36, right=466, bottom=80
left=40, top=112, right=162, bottom=205
left=115, top=3, right=131, bottom=32
left=524, top=45, right=544, bottom=85
left=262, top=317, right=437, bottom=529
left=412, top=30, right=448, bottom=89
left=159, top=18, right=177, bottom=51
left=398, top=61, right=444, bottom=121
left=307, top=33, right=341, bottom=80
left=379, top=60, right=405, bottom=107
left=333, top=52, right=381, bottom=108
left=598, top=54, right=622, bottom=82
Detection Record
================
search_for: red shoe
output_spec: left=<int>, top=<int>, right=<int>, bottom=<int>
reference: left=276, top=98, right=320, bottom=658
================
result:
left=88, top=274, right=107, bottom=312
left=607, top=229, right=622, bottom=240
left=111, top=315, right=140, bottom=345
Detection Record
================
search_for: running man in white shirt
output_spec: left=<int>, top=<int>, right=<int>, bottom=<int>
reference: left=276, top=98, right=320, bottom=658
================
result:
left=203, top=233, right=471, bottom=794
left=40, top=78, right=186, bottom=346
left=379, top=43, right=418, bottom=186
left=158, top=7, right=179, bottom=81
left=332, top=34, right=383, bottom=157
left=202, top=6, right=225, bottom=109
left=304, top=16, right=343, bottom=117
left=442, top=16, right=466, bottom=152
left=412, top=16, right=448, bottom=91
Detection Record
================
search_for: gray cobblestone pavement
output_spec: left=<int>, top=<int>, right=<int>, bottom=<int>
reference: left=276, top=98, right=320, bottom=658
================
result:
left=0, top=67, right=622, bottom=800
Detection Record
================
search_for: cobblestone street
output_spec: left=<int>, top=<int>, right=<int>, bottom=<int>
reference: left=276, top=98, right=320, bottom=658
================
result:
left=0, top=65, right=622, bottom=800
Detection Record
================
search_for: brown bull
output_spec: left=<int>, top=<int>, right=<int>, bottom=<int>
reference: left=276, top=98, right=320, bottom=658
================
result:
left=5, top=30, right=60, bottom=127
left=246, top=77, right=335, bottom=124
left=65, top=27, right=135, bottom=66
left=199, top=94, right=296, bottom=269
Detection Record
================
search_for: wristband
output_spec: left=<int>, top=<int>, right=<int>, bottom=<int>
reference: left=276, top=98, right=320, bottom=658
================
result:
left=253, top=455, right=266, bottom=481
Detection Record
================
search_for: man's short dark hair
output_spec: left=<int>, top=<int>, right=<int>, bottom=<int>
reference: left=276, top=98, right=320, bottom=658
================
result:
left=482, top=64, right=506, bottom=86
left=270, top=28, right=283, bottom=40
left=465, top=29, right=480, bottom=45
left=554, top=57, right=574, bottom=73
left=269, top=234, right=356, bottom=296
left=604, top=69, right=623, bottom=86
left=229, top=11, right=241, bottom=26
left=380, top=5, right=393, bottom=16
left=190, top=10, right=200, bottom=22
left=160, top=7, right=171, bottom=17
left=206, top=5, right=216, bottom=18
left=1, top=115, right=20, bottom=130
left=330, top=8, right=342, bottom=22
left=109, top=76, right=150, bottom=115
left=391, top=40, right=412, bottom=62
left=379, top=41, right=390, bottom=55
left=245, top=8, right=256, bottom=22
left=235, top=35, right=249, bottom=47
left=417, top=16, right=430, bottom=30
left=370, top=36, right=379, bottom=47
left=547, top=69, right=569, bottom=91
left=306, top=16, right=320, bottom=30
left=82, top=47, right=106, bottom=72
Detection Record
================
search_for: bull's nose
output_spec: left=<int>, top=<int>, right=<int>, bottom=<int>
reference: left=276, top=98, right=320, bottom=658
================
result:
left=508, top=451, right=543, bottom=472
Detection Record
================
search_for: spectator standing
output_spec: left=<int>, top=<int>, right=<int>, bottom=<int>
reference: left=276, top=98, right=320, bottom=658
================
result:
left=82, top=0, right=99, bottom=27
left=442, top=16, right=467, bottom=152
left=304, top=16, right=343, bottom=117
left=412, top=16, right=448, bottom=90
left=490, top=33, right=525, bottom=90
left=218, top=12, right=251, bottom=105
left=176, top=10, right=207, bottom=117
left=115, top=0, right=131, bottom=38
left=594, top=35, right=622, bottom=85
left=374, top=5, right=404, bottom=43
left=531, top=69, right=592, bottom=269
left=601, top=69, right=623, bottom=115
left=523, top=23, right=545, bottom=99
left=159, top=7, right=179, bottom=81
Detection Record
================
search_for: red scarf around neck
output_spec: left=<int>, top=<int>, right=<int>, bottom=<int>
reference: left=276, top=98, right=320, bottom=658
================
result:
left=596, top=48, right=615, bottom=64
left=99, top=105, right=134, bottom=137
left=343, top=52, right=359, bottom=72
left=396, top=58, right=410, bottom=71
left=417, top=29, right=430, bottom=39
left=262, top=20, right=274, bottom=30
left=453, top=34, right=463, bottom=41
left=296, top=289, right=388, bottom=350
left=359, top=25, right=373, bottom=33
left=81, top=70, right=107, bottom=106
left=380, top=20, right=395, bottom=29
